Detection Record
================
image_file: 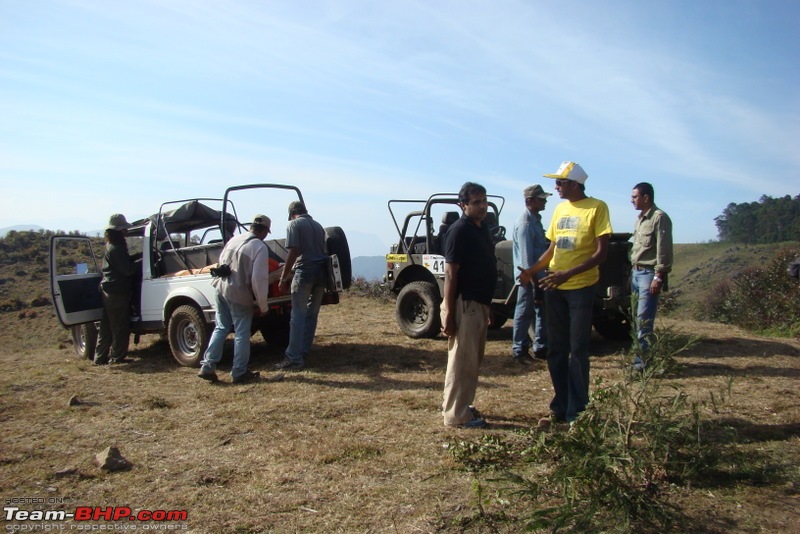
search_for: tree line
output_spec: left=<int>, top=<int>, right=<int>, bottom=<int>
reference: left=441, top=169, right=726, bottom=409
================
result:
left=714, top=194, right=800, bottom=243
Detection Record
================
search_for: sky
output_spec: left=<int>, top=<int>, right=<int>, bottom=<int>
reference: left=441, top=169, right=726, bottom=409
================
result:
left=1, top=0, right=798, bottom=256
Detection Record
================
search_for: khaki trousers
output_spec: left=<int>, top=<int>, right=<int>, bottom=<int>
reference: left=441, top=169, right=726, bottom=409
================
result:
left=442, top=296, right=490, bottom=426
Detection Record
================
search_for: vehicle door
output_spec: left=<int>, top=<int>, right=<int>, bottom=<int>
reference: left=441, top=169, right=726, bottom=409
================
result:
left=50, top=235, right=103, bottom=326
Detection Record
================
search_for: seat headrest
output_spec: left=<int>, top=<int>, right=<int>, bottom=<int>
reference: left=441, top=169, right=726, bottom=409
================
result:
left=484, top=212, right=497, bottom=225
left=442, top=211, right=460, bottom=225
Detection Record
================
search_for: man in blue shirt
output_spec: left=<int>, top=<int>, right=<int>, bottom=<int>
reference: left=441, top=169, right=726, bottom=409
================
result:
left=276, top=201, right=328, bottom=371
left=511, top=184, right=551, bottom=364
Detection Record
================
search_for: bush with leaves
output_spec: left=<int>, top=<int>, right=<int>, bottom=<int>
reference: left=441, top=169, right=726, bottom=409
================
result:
left=446, top=329, right=735, bottom=533
left=501, top=340, right=714, bottom=533
left=346, top=276, right=392, bottom=302
left=701, top=246, right=800, bottom=335
left=0, top=298, right=26, bottom=313
left=446, top=434, right=519, bottom=473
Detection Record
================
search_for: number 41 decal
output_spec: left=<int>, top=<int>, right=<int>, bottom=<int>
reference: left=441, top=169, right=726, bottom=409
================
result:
left=422, top=255, right=445, bottom=274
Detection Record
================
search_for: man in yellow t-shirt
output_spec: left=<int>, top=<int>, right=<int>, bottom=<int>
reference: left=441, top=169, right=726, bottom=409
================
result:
left=518, top=161, right=612, bottom=425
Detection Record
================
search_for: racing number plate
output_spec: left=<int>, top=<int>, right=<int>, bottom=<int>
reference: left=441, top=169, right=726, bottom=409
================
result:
left=422, top=254, right=446, bottom=275
left=386, top=254, right=408, bottom=262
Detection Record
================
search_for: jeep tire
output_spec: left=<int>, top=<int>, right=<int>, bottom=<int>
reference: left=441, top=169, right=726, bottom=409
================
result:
left=396, top=281, right=441, bottom=338
left=325, top=226, right=352, bottom=289
left=167, top=304, right=210, bottom=367
left=71, top=323, right=98, bottom=360
left=592, top=311, right=632, bottom=341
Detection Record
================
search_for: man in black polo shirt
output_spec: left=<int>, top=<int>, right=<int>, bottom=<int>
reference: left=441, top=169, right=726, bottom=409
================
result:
left=441, top=182, right=497, bottom=428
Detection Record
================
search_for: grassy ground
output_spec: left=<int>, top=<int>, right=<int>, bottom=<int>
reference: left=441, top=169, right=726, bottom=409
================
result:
left=1, top=291, right=799, bottom=532
left=1, top=237, right=799, bottom=532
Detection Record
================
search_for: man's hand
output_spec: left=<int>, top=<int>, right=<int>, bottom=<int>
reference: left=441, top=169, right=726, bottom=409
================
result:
left=539, top=270, right=570, bottom=290
left=517, top=266, right=533, bottom=286
left=650, top=278, right=663, bottom=296
left=279, top=277, right=292, bottom=293
left=441, top=310, right=456, bottom=337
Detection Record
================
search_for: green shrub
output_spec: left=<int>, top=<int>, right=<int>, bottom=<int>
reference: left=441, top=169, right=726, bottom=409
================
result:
left=656, top=289, right=679, bottom=315
left=446, top=434, right=518, bottom=473
left=346, top=276, right=392, bottom=302
left=448, top=329, right=723, bottom=533
left=30, top=296, right=51, bottom=307
left=500, top=335, right=705, bottom=532
left=0, top=298, right=26, bottom=313
left=700, top=246, right=800, bottom=335
left=631, top=325, right=697, bottom=377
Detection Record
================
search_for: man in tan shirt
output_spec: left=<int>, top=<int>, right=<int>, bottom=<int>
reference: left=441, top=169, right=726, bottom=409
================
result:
left=630, top=182, right=673, bottom=370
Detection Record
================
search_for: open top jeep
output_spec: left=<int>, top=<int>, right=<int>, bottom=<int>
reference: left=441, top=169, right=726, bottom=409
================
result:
left=50, top=184, right=352, bottom=367
left=384, top=193, right=634, bottom=341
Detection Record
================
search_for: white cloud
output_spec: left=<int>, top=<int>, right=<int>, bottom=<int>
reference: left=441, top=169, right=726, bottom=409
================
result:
left=1, top=0, right=797, bottom=246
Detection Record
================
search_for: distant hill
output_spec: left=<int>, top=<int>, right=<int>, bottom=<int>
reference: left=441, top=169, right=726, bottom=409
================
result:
left=1, top=225, right=44, bottom=237
left=352, top=256, right=385, bottom=282
left=342, top=231, right=386, bottom=258
left=353, top=241, right=800, bottom=312
left=1, top=227, right=795, bottom=317
left=1, top=226, right=386, bottom=253
left=667, top=240, right=798, bottom=315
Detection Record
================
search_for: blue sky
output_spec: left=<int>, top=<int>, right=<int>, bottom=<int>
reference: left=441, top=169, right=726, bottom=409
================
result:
left=1, top=0, right=798, bottom=256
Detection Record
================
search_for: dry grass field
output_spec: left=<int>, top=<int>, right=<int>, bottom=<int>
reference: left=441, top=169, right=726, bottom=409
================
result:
left=1, top=288, right=799, bottom=533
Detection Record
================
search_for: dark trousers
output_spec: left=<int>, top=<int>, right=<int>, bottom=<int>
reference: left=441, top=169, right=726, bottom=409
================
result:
left=96, top=290, right=131, bottom=362
left=545, top=285, right=595, bottom=422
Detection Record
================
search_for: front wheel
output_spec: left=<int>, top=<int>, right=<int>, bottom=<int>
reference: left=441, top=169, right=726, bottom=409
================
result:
left=489, top=306, right=511, bottom=330
left=489, top=313, right=508, bottom=330
left=396, top=281, right=441, bottom=338
left=167, top=305, right=210, bottom=367
left=71, top=323, right=98, bottom=360
left=592, top=311, right=633, bottom=341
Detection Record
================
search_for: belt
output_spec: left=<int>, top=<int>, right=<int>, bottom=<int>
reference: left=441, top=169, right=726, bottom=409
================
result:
left=633, top=263, right=655, bottom=271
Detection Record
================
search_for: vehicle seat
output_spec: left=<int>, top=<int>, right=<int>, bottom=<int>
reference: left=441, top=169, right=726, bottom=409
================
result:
left=484, top=212, right=506, bottom=243
left=439, top=211, right=460, bottom=237
left=437, top=211, right=460, bottom=252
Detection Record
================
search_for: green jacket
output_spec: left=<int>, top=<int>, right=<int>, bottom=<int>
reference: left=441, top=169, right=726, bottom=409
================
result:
left=101, top=242, right=139, bottom=294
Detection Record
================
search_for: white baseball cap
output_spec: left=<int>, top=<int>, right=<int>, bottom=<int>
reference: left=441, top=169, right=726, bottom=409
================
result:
left=543, top=161, right=588, bottom=184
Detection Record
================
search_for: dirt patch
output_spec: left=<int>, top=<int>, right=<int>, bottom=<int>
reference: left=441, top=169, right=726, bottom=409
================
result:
left=0, top=295, right=798, bottom=532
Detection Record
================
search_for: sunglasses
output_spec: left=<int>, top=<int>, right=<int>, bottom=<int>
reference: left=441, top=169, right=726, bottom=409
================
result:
left=555, top=179, right=572, bottom=187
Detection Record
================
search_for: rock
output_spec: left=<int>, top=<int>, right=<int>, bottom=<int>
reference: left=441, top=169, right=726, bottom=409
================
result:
left=54, top=467, right=79, bottom=477
left=68, top=396, right=98, bottom=407
left=94, top=447, right=132, bottom=472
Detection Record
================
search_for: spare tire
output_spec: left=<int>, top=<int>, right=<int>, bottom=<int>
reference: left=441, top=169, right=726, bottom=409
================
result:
left=325, top=226, right=352, bottom=289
